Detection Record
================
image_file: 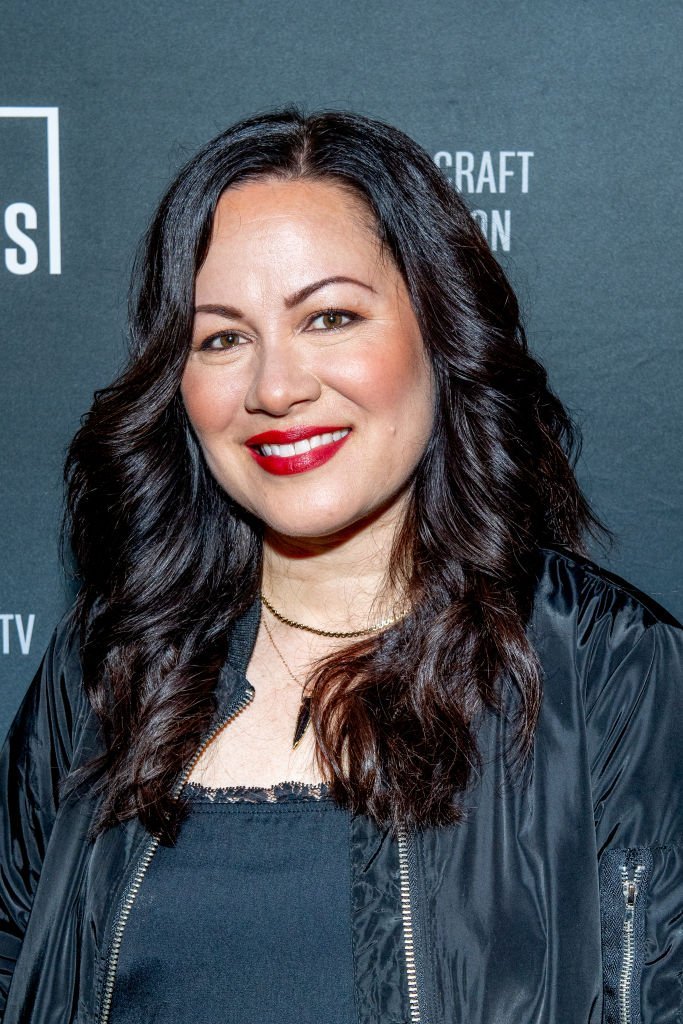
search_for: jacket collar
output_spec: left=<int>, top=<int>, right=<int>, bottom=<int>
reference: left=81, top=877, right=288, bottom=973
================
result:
left=212, top=597, right=261, bottom=717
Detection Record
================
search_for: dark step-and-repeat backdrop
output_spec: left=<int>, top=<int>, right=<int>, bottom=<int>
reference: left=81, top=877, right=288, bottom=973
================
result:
left=1, top=1, right=681, bottom=740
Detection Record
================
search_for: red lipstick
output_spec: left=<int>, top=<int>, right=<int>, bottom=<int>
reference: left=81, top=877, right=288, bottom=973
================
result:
left=245, top=426, right=352, bottom=476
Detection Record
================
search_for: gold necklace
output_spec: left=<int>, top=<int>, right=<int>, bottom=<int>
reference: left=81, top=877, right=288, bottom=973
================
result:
left=260, top=592, right=404, bottom=638
left=261, top=614, right=312, bottom=750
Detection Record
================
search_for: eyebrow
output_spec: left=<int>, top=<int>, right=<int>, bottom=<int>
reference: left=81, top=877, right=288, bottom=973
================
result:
left=194, top=275, right=376, bottom=319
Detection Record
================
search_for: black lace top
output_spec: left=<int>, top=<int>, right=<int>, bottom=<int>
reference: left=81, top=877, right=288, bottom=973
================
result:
left=109, top=781, right=356, bottom=1024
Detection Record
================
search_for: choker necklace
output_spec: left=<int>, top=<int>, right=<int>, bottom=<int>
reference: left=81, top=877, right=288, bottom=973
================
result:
left=260, top=592, right=404, bottom=639
left=261, top=614, right=312, bottom=749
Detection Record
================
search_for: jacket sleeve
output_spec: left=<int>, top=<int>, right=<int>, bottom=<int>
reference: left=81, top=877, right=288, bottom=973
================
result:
left=585, top=611, right=683, bottom=1023
left=0, top=611, right=88, bottom=1013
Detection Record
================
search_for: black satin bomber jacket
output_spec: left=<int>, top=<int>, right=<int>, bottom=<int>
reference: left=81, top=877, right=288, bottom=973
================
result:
left=1, top=547, right=682, bottom=1024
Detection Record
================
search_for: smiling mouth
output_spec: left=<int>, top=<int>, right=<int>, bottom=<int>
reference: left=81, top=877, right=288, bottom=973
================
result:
left=245, top=426, right=352, bottom=476
left=256, top=429, right=350, bottom=457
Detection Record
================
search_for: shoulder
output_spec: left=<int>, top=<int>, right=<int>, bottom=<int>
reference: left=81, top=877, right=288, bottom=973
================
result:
left=4, top=604, right=90, bottom=765
left=41, top=603, right=88, bottom=706
left=529, top=544, right=682, bottom=717
left=527, top=548, right=683, bottom=852
left=532, top=544, right=681, bottom=632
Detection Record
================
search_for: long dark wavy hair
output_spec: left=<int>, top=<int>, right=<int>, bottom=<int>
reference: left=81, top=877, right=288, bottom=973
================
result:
left=65, top=108, right=607, bottom=843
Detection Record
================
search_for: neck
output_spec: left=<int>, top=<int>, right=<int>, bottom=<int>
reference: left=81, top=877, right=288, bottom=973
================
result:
left=261, top=501, right=408, bottom=635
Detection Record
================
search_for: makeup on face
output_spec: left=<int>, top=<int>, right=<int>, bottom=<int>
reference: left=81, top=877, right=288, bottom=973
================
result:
left=181, top=176, right=434, bottom=541
left=245, top=426, right=352, bottom=476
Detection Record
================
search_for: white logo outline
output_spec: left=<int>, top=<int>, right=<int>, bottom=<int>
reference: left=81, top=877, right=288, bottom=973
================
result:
left=0, top=106, right=61, bottom=274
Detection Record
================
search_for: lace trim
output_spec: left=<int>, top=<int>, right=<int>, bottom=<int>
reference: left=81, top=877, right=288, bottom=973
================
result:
left=183, top=779, right=331, bottom=804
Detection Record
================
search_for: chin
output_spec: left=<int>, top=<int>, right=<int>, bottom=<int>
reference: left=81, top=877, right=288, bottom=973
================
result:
left=260, top=501, right=374, bottom=543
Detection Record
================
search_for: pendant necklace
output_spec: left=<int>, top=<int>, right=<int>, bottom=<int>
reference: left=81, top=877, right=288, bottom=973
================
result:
left=261, top=593, right=407, bottom=749
left=261, top=614, right=312, bottom=749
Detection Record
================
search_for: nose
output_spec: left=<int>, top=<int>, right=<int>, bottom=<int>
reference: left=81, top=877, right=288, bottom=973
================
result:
left=244, top=339, right=322, bottom=416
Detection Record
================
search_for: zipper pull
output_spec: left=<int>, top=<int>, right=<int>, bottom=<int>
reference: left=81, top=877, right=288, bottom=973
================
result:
left=621, top=863, right=644, bottom=910
left=622, top=876, right=638, bottom=909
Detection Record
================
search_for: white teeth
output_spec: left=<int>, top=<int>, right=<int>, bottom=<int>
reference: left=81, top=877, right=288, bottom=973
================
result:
left=259, top=428, right=350, bottom=458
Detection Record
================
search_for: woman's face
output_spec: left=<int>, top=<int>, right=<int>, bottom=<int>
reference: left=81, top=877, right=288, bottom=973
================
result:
left=181, top=177, right=434, bottom=541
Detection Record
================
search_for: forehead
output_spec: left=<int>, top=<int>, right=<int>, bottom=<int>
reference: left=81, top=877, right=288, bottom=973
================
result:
left=211, top=176, right=376, bottom=235
left=199, top=177, right=385, bottom=275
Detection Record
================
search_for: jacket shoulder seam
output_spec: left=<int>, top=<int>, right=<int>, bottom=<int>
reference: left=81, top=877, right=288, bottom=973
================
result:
left=537, top=545, right=682, bottom=629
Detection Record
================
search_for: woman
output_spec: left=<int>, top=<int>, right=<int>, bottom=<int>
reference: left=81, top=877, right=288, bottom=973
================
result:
left=0, top=108, right=681, bottom=1024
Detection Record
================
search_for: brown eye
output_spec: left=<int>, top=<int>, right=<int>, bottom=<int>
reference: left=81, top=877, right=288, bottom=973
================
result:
left=200, top=331, right=244, bottom=351
left=217, top=333, right=240, bottom=348
left=311, top=311, right=353, bottom=331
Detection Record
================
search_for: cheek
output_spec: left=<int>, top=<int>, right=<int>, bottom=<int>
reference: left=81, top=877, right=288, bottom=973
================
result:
left=180, top=366, right=243, bottom=435
left=344, top=340, right=433, bottom=436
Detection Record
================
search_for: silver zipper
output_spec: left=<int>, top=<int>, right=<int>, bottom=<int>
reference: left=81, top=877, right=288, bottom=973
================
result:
left=618, top=862, right=645, bottom=1024
left=96, top=685, right=254, bottom=1024
left=397, top=827, right=422, bottom=1024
